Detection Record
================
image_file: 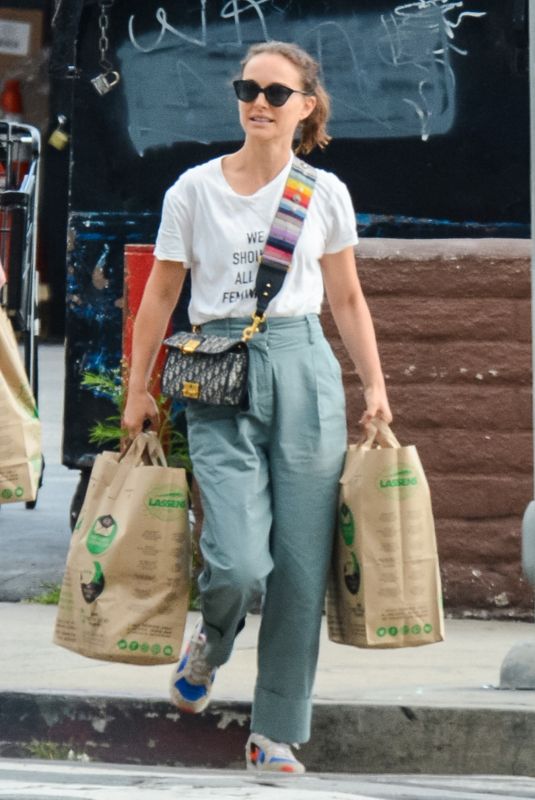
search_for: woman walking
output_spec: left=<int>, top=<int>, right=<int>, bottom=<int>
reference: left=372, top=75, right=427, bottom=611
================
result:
left=123, top=40, right=391, bottom=774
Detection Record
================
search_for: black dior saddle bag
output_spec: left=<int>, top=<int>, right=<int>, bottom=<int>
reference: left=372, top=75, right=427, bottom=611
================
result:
left=162, top=331, right=249, bottom=407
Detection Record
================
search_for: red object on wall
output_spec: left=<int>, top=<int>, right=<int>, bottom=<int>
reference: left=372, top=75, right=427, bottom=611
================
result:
left=123, top=244, right=171, bottom=397
left=1, top=80, right=23, bottom=116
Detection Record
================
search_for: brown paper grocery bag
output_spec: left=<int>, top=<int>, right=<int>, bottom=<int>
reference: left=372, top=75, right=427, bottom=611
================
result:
left=54, top=432, right=191, bottom=664
left=327, top=419, right=444, bottom=649
left=0, top=307, right=42, bottom=504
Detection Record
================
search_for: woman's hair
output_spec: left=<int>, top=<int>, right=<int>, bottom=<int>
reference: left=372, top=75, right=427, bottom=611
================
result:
left=240, top=41, right=332, bottom=155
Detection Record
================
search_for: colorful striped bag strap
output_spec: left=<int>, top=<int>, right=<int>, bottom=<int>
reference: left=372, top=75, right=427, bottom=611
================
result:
left=244, top=157, right=316, bottom=336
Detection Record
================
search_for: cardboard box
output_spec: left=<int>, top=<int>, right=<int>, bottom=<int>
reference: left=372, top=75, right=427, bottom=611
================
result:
left=0, top=8, right=44, bottom=77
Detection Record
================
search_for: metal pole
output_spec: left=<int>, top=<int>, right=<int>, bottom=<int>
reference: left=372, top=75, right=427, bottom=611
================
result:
left=500, top=0, right=535, bottom=689
left=531, top=0, right=535, bottom=501
left=521, top=0, right=535, bottom=588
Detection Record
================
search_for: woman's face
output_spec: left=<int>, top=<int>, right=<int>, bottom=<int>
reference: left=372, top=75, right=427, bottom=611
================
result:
left=238, top=53, right=317, bottom=147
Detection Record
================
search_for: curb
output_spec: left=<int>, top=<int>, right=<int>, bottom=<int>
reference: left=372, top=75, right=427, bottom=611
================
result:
left=2, top=692, right=535, bottom=776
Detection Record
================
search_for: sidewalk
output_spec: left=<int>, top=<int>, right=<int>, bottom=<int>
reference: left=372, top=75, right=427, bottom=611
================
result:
left=1, top=602, right=535, bottom=775
left=4, top=603, right=535, bottom=713
left=1, top=605, right=534, bottom=709
left=1, top=345, right=535, bottom=779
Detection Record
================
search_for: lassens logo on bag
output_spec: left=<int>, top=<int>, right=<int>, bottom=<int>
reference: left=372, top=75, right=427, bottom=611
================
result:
left=378, top=464, right=419, bottom=499
left=145, top=485, right=187, bottom=521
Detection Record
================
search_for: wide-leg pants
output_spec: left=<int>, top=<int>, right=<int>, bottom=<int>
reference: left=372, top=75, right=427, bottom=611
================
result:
left=185, top=314, right=347, bottom=744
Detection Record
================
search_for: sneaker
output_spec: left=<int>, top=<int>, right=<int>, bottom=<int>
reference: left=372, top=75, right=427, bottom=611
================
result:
left=245, top=732, right=305, bottom=774
left=170, top=619, right=216, bottom=713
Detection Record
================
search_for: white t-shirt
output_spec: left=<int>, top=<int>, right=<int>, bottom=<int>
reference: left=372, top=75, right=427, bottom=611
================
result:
left=154, top=153, right=358, bottom=325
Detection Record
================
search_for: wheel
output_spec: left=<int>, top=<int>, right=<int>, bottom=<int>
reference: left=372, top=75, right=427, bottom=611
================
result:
left=69, top=467, right=91, bottom=531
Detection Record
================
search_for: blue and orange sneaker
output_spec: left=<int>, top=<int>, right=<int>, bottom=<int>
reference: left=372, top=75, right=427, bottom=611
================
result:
left=245, top=733, right=305, bottom=774
left=170, top=620, right=216, bottom=714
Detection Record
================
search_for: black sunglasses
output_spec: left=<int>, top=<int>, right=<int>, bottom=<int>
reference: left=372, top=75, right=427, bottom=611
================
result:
left=233, top=79, right=313, bottom=107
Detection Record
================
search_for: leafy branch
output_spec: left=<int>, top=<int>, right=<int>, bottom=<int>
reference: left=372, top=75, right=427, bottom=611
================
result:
left=81, top=367, right=191, bottom=473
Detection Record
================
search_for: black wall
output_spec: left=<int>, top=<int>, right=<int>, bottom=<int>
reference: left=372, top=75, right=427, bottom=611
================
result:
left=68, top=0, right=529, bottom=230
left=61, top=0, right=530, bottom=468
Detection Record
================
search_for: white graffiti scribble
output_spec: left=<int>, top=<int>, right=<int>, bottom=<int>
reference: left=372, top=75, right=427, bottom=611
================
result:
left=119, top=0, right=488, bottom=152
left=220, top=0, right=270, bottom=45
left=128, top=3, right=207, bottom=52
left=128, top=0, right=271, bottom=53
left=305, top=21, right=393, bottom=133
left=172, top=59, right=211, bottom=108
left=383, top=0, right=486, bottom=61
left=380, top=0, right=486, bottom=140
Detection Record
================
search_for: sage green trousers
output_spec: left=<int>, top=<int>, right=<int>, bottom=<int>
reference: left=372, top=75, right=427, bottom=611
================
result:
left=185, top=314, right=347, bottom=744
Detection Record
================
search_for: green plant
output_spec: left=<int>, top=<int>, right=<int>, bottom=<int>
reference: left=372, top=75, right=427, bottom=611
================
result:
left=81, top=368, right=191, bottom=472
left=25, top=740, right=72, bottom=760
left=24, top=582, right=62, bottom=605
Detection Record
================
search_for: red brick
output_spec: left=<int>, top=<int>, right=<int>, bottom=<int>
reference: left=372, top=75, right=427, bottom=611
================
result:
left=441, top=562, right=533, bottom=616
left=513, top=300, right=532, bottom=343
left=364, top=297, right=529, bottom=342
left=339, top=345, right=533, bottom=387
left=429, top=475, right=532, bottom=519
left=435, top=517, right=522, bottom=561
left=378, top=385, right=532, bottom=430
left=357, top=258, right=530, bottom=299
left=376, top=341, right=531, bottom=386
left=322, top=298, right=531, bottom=346
left=401, top=429, right=533, bottom=475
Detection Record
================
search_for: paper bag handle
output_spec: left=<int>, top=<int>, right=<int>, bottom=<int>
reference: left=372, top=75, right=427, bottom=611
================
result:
left=362, top=417, right=401, bottom=450
left=118, top=432, right=167, bottom=466
left=108, top=432, right=168, bottom=499
left=118, top=432, right=151, bottom=465
left=145, top=432, right=167, bottom=467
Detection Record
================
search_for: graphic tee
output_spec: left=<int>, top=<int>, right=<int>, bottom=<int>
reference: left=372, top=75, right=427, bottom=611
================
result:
left=154, top=153, right=358, bottom=325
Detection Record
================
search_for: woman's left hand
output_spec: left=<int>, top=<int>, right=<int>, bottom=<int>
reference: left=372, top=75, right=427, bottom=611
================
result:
left=359, top=385, right=393, bottom=427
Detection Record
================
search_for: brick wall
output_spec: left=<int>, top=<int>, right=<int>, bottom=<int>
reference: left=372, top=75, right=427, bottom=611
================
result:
left=321, top=239, right=534, bottom=620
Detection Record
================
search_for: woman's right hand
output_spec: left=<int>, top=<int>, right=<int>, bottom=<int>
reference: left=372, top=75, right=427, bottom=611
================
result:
left=122, top=388, right=160, bottom=439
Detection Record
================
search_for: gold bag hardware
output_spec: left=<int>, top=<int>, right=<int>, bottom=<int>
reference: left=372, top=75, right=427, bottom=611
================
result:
left=183, top=381, right=200, bottom=399
left=180, top=339, right=201, bottom=354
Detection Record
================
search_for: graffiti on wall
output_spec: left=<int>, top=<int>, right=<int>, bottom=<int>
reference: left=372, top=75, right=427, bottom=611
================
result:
left=117, top=0, right=486, bottom=153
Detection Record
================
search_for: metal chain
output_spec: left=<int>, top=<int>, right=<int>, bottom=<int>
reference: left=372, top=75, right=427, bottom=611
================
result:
left=98, top=0, right=115, bottom=72
left=51, top=0, right=64, bottom=27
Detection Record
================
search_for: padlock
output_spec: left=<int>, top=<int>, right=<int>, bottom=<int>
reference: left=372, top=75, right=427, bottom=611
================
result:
left=48, top=115, right=70, bottom=151
left=91, top=70, right=121, bottom=96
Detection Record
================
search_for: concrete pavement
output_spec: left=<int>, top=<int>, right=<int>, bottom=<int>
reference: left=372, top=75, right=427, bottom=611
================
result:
left=1, top=760, right=535, bottom=799
left=1, top=604, right=535, bottom=710
left=1, top=344, right=535, bottom=782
